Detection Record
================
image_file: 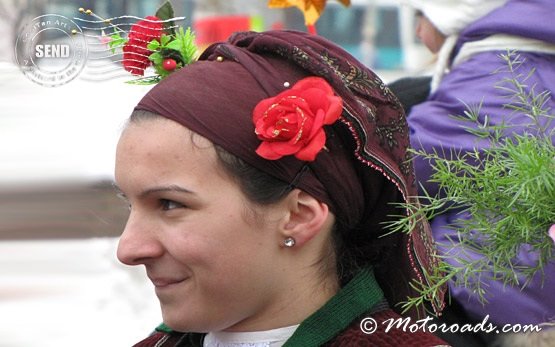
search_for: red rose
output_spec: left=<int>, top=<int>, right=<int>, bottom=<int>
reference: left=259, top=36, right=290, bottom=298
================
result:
left=123, top=16, right=163, bottom=76
left=253, top=77, right=343, bottom=161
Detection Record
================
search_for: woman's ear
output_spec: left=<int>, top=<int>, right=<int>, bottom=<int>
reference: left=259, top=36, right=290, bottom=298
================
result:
left=280, top=189, right=331, bottom=248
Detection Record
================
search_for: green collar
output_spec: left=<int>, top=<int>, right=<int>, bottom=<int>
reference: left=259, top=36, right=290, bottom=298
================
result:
left=155, top=268, right=384, bottom=346
left=283, top=267, right=383, bottom=346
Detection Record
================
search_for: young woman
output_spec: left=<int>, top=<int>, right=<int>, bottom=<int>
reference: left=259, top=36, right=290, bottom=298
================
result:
left=115, top=30, right=447, bottom=347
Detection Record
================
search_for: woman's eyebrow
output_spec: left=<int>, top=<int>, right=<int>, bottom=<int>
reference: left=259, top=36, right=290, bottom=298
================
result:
left=112, top=184, right=195, bottom=199
left=138, top=184, right=195, bottom=198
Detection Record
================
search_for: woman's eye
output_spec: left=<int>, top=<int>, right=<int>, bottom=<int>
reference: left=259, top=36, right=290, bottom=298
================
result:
left=161, top=199, right=184, bottom=211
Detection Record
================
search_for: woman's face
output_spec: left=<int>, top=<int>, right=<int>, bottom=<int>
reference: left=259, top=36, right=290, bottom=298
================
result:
left=115, top=118, right=294, bottom=332
left=415, top=14, right=446, bottom=53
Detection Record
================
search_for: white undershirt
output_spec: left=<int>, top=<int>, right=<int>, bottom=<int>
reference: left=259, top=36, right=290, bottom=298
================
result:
left=203, top=325, right=300, bottom=347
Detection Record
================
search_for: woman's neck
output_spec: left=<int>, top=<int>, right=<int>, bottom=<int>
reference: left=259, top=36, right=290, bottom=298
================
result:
left=224, top=272, right=339, bottom=332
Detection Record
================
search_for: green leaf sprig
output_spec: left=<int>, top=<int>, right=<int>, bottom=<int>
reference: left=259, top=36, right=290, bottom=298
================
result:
left=386, top=50, right=555, bottom=314
left=146, top=27, right=197, bottom=80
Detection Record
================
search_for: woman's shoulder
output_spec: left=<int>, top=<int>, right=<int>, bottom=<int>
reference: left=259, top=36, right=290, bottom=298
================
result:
left=325, top=308, right=450, bottom=347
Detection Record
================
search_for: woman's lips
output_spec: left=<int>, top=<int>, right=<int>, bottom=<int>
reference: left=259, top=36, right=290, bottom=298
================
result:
left=149, top=277, right=187, bottom=288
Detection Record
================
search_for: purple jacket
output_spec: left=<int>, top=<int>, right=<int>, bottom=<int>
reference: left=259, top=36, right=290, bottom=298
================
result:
left=408, top=0, right=555, bottom=325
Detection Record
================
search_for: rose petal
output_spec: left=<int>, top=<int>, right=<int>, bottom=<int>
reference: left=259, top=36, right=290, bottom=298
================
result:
left=256, top=142, right=284, bottom=160
left=295, top=130, right=326, bottom=161
left=324, top=96, right=343, bottom=124
left=307, top=109, right=325, bottom=140
left=268, top=140, right=303, bottom=155
left=549, top=224, right=555, bottom=245
left=293, top=77, right=334, bottom=95
left=299, top=88, right=328, bottom=113
left=253, top=97, right=278, bottom=123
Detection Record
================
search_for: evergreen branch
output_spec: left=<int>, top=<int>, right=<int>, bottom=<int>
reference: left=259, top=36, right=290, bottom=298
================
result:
left=387, top=50, right=555, bottom=313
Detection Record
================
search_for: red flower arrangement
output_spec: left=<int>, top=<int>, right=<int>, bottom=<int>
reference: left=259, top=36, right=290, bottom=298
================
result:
left=83, top=1, right=198, bottom=84
left=253, top=77, right=343, bottom=161
left=122, top=16, right=163, bottom=76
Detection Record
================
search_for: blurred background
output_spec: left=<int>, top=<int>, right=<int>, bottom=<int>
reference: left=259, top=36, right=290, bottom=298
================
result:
left=0, top=0, right=433, bottom=346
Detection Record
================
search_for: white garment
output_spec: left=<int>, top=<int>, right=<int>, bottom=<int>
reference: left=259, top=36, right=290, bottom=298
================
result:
left=203, top=325, right=299, bottom=347
left=431, top=34, right=555, bottom=92
left=452, top=34, right=555, bottom=67
left=404, top=0, right=508, bottom=36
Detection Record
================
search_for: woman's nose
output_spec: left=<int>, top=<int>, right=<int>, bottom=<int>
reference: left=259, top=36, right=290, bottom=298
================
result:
left=415, top=17, right=424, bottom=41
left=117, top=211, right=163, bottom=266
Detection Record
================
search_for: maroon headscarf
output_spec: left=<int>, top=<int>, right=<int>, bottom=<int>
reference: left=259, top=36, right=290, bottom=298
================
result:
left=135, top=30, right=444, bottom=317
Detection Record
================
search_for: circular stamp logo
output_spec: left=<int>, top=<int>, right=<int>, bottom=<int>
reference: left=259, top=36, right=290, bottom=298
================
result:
left=15, top=14, right=88, bottom=87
